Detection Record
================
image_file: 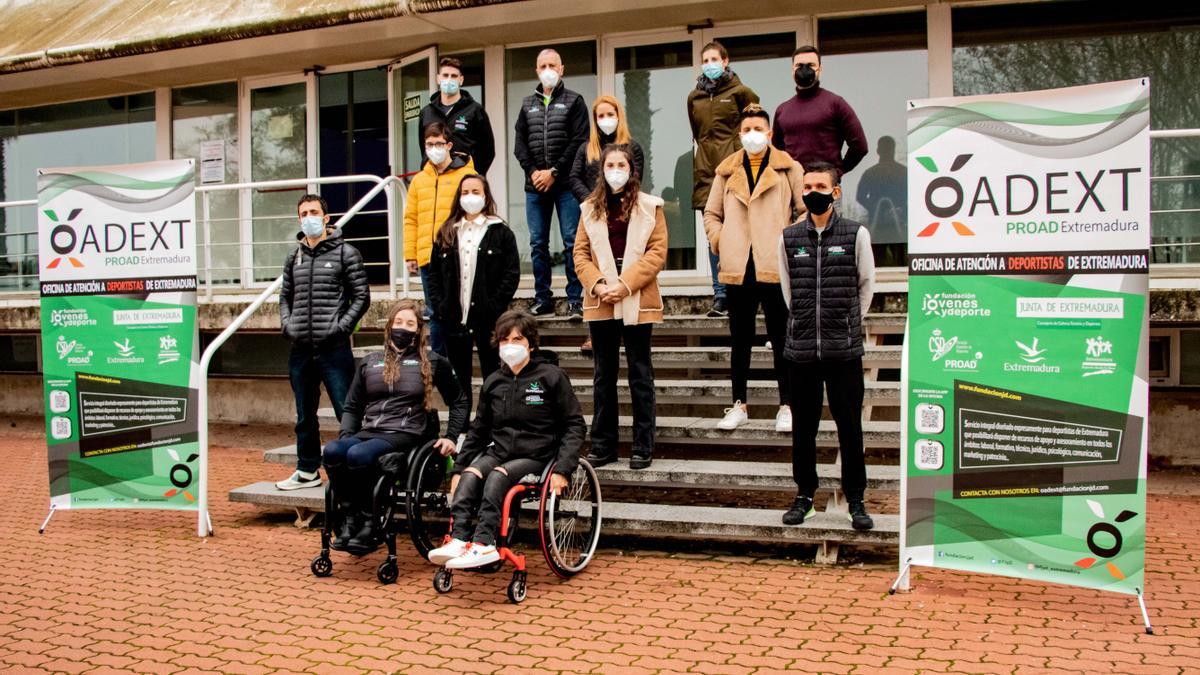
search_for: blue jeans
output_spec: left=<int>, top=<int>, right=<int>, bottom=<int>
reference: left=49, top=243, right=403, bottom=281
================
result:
left=709, top=249, right=726, bottom=300
left=526, top=189, right=582, bottom=306
left=288, top=338, right=356, bottom=473
left=418, top=264, right=445, bottom=355
left=323, top=433, right=421, bottom=513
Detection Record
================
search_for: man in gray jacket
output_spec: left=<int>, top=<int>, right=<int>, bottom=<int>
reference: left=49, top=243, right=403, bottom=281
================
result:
left=276, top=194, right=371, bottom=490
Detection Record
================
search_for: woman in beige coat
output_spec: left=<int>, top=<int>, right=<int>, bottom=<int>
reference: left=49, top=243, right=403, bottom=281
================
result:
left=704, top=104, right=805, bottom=433
left=574, top=144, right=668, bottom=470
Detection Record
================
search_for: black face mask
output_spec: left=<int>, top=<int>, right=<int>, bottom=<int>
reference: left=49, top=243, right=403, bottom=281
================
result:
left=803, top=190, right=835, bottom=216
left=794, top=64, right=818, bottom=90
left=390, top=328, right=416, bottom=351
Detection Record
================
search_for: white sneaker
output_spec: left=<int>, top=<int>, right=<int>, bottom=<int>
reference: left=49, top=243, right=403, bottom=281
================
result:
left=445, top=543, right=501, bottom=569
left=428, top=538, right=470, bottom=565
left=275, top=470, right=322, bottom=491
left=775, top=406, right=792, bottom=433
left=717, top=402, right=749, bottom=430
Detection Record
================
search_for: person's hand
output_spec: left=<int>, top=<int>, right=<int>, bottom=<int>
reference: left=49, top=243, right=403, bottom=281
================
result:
left=593, top=283, right=609, bottom=298
left=601, top=284, right=629, bottom=304
left=550, top=473, right=569, bottom=495
left=543, top=173, right=556, bottom=190
left=406, top=259, right=419, bottom=275
left=531, top=170, right=550, bottom=191
left=434, top=438, right=456, bottom=456
left=449, top=473, right=461, bottom=499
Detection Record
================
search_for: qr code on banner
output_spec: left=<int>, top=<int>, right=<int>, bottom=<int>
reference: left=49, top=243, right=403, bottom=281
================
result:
left=915, top=439, right=943, bottom=471
left=915, top=403, right=944, bottom=434
left=49, top=390, right=70, bottom=413
left=50, top=416, right=71, bottom=440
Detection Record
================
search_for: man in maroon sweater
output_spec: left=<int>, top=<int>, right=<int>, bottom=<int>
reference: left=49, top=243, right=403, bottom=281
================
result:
left=772, top=46, right=869, bottom=175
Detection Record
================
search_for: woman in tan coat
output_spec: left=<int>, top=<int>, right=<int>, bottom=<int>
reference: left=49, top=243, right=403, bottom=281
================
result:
left=574, top=144, right=668, bottom=470
left=704, top=104, right=805, bottom=433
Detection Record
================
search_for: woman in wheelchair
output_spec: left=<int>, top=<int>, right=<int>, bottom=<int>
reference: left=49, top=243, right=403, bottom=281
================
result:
left=428, top=309, right=586, bottom=569
left=324, top=299, right=468, bottom=555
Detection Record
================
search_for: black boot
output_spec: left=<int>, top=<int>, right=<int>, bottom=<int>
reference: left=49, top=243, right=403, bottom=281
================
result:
left=346, top=510, right=380, bottom=556
left=629, top=449, right=652, bottom=470
left=585, top=448, right=618, bottom=467
left=331, top=503, right=358, bottom=552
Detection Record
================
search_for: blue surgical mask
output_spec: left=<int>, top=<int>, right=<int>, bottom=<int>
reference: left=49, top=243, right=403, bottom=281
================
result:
left=439, top=79, right=460, bottom=96
left=300, top=216, right=325, bottom=238
left=702, top=62, right=725, bottom=80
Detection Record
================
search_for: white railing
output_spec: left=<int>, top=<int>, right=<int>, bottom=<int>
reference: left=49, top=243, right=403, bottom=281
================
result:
left=196, top=174, right=408, bottom=536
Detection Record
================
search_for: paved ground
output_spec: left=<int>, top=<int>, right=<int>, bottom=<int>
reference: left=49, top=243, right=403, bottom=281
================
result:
left=1, top=420, right=1197, bottom=674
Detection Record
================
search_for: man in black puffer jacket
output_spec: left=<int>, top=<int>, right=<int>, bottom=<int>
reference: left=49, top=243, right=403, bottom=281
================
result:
left=276, top=194, right=371, bottom=491
left=513, top=48, right=590, bottom=319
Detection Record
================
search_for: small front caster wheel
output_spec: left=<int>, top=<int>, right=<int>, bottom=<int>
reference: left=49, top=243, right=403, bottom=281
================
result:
left=376, top=559, right=398, bottom=585
left=310, top=555, right=333, bottom=577
left=433, top=568, right=453, bottom=593
left=507, top=571, right=528, bottom=604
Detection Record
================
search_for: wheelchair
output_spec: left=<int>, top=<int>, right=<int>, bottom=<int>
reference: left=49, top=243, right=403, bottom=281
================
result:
left=309, top=436, right=454, bottom=585
left=409, top=453, right=603, bottom=603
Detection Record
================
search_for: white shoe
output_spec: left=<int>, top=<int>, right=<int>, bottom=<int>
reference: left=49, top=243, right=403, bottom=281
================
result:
left=445, top=543, right=501, bottom=569
left=428, top=538, right=470, bottom=565
left=717, top=402, right=749, bottom=430
left=275, top=470, right=321, bottom=491
left=775, top=406, right=792, bottom=433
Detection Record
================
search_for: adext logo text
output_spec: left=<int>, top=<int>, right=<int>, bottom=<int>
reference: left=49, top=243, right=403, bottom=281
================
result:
left=915, top=154, right=1142, bottom=238
left=45, top=208, right=190, bottom=268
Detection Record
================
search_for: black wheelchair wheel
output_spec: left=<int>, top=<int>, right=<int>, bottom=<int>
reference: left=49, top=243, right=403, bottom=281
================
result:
left=539, top=459, right=603, bottom=578
left=376, top=558, right=398, bottom=585
left=310, top=555, right=333, bottom=577
left=506, top=571, right=528, bottom=603
left=406, top=444, right=453, bottom=560
left=433, top=568, right=453, bottom=593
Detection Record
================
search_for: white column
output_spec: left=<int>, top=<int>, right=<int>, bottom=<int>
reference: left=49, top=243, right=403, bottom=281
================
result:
left=155, top=88, right=172, bottom=160
left=927, top=4, right=954, bottom=98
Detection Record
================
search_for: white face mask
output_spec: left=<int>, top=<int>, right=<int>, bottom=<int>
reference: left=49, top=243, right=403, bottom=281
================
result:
left=300, top=216, right=325, bottom=238
left=426, top=146, right=448, bottom=165
left=538, top=68, right=560, bottom=89
left=460, top=193, right=486, bottom=216
left=597, top=117, right=619, bottom=135
left=740, top=130, right=769, bottom=155
left=499, top=343, right=529, bottom=369
left=604, top=169, right=630, bottom=191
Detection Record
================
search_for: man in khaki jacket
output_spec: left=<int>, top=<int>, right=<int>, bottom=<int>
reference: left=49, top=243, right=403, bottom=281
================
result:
left=704, top=104, right=805, bottom=433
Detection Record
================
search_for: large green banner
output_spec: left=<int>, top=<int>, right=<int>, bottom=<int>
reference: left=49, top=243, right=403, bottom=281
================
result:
left=38, top=160, right=200, bottom=511
left=902, top=80, right=1150, bottom=595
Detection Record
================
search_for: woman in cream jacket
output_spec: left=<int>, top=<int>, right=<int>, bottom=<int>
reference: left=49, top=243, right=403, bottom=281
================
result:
left=574, top=144, right=667, bottom=470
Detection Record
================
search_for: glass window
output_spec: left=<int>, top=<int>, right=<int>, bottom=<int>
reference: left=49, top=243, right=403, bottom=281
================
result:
left=715, top=33, right=796, bottom=129
left=952, top=3, right=1200, bottom=264
left=319, top=69, right=390, bottom=285
left=394, top=57, right=433, bottom=178
left=820, top=13, right=928, bottom=268
left=505, top=41, right=598, bottom=274
left=444, top=51, right=486, bottom=106
left=172, top=82, right=239, bottom=285
left=249, top=82, right=307, bottom=282
left=616, top=40, right=694, bottom=270
left=0, top=94, right=155, bottom=290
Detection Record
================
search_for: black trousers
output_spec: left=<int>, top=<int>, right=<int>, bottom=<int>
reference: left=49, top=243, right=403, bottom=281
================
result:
left=450, top=455, right=546, bottom=546
left=788, top=357, right=866, bottom=502
left=589, top=319, right=655, bottom=456
left=443, top=319, right=500, bottom=414
left=725, top=256, right=789, bottom=405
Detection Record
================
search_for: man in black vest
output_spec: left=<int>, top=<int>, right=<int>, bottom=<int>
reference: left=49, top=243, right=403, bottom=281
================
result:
left=513, top=48, right=590, bottom=319
left=777, top=162, right=876, bottom=530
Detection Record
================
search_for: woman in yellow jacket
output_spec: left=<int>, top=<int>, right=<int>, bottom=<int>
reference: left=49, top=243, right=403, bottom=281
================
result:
left=704, top=104, right=805, bottom=434
left=404, top=121, right=476, bottom=353
left=574, top=144, right=667, bottom=470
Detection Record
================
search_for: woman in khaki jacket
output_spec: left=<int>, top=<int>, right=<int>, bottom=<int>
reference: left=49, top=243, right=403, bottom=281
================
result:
left=704, top=104, right=805, bottom=433
left=574, top=144, right=668, bottom=470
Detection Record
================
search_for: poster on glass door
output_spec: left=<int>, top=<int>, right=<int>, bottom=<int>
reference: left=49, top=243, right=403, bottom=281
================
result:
left=901, top=79, right=1150, bottom=595
left=38, top=159, right=202, bottom=511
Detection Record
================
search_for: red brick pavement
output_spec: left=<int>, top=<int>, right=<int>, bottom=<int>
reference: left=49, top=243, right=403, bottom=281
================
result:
left=1, top=425, right=1197, bottom=674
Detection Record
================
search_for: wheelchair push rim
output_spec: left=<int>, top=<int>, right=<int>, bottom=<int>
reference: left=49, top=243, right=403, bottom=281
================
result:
left=406, top=442, right=452, bottom=560
left=539, top=458, right=602, bottom=578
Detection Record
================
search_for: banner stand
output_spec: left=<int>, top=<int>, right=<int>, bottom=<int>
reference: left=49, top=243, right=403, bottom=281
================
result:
left=1136, top=588, right=1154, bottom=635
left=38, top=505, right=57, bottom=534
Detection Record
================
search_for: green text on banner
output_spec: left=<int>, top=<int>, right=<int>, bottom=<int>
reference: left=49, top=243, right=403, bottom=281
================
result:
left=902, top=79, right=1150, bottom=595
left=38, top=159, right=200, bottom=511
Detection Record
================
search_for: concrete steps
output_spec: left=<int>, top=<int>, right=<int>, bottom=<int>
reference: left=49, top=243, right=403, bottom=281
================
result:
left=544, top=378, right=899, bottom=407
left=533, top=312, right=907, bottom=337
left=303, top=416, right=901, bottom=448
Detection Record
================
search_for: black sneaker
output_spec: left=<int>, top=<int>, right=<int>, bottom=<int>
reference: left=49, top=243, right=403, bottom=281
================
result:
left=585, top=450, right=617, bottom=468
left=707, top=297, right=729, bottom=318
left=629, top=451, right=652, bottom=470
left=530, top=301, right=555, bottom=316
left=782, top=495, right=815, bottom=525
left=567, top=303, right=584, bottom=322
left=849, top=501, right=875, bottom=531
left=330, top=509, right=358, bottom=552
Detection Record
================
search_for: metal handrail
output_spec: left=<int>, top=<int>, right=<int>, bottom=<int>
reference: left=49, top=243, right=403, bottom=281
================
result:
left=196, top=174, right=408, bottom=537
